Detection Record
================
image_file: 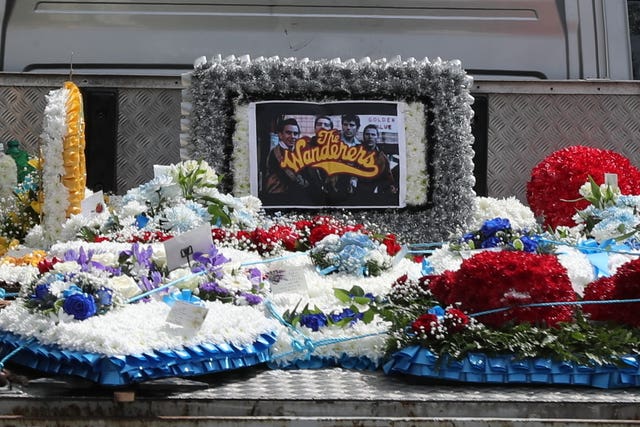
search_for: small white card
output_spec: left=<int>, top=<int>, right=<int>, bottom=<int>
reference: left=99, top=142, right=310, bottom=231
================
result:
left=164, top=223, right=213, bottom=271
left=604, top=173, right=619, bottom=189
left=80, top=191, right=105, bottom=216
left=166, top=300, right=209, bottom=331
left=268, top=267, right=309, bottom=295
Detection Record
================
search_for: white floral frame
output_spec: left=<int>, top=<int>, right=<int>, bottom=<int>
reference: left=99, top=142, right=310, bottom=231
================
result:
left=180, top=55, right=476, bottom=241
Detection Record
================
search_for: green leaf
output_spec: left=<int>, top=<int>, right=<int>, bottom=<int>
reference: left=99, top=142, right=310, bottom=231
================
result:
left=361, top=309, right=375, bottom=324
left=333, top=288, right=352, bottom=303
left=349, top=285, right=365, bottom=297
left=354, top=296, right=373, bottom=305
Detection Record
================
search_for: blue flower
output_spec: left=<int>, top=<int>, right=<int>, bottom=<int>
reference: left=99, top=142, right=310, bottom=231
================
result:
left=62, top=293, right=97, bottom=320
left=34, top=284, right=51, bottom=300
left=300, top=313, right=328, bottom=332
left=62, top=285, right=83, bottom=298
left=428, top=305, right=446, bottom=318
left=480, top=236, right=502, bottom=248
left=479, top=218, right=511, bottom=237
left=520, top=235, right=538, bottom=253
left=96, top=287, right=113, bottom=306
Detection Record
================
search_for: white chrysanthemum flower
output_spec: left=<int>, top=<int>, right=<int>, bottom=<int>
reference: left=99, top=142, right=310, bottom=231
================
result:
left=469, top=196, right=537, bottom=231
left=119, top=200, right=148, bottom=218
left=555, top=246, right=595, bottom=297
left=0, top=154, right=17, bottom=200
left=24, top=225, right=46, bottom=249
left=158, top=204, right=207, bottom=233
left=426, top=244, right=464, bottom=274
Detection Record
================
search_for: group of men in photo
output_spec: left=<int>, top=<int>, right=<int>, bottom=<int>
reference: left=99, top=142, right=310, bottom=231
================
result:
left=263, top=113, right=398, bottom=206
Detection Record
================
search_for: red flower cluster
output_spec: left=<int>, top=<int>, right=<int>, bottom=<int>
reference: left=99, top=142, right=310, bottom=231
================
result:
left=583, top=258, right=640, bottom=327
left=410, top=308, right=470, bottom=337
left=210, top=215, right=402, bottom=256
left=411, top=313, right=439, bottom=335
left=37, top=256, right=61, bottom=274
left=429, top=251, right=577, bottom=328
left=526, top=145, right=640, bottom=228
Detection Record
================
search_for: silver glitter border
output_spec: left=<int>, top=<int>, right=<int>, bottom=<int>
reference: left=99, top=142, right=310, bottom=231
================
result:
left=180, top=55, right=475, bottom=242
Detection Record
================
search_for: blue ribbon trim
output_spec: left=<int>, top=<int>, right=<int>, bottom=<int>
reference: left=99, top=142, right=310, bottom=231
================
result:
left=383, top=346, right=640, bottom=388
left=0, top=330, right=277, bottom=386
left=268, top=354, right=381, bottom=371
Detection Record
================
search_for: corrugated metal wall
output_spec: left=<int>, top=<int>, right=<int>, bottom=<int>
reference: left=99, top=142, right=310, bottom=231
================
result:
left=0, top=74, right=638, bottom=202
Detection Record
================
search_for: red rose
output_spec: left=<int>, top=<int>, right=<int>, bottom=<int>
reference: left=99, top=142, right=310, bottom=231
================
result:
left=268, top=224, right=300, bottom=252
left=411, top=313, right=440, bottom=335
left=211, top=228, right=227, bottom=242
left=444, top=308, right=470, bottom=332
left=37, top=257, right=60, bottom=274
left=309, top=224, right=340, bottom=246
left=381, top=233, right=402, bottom=256
left=251, top=228, right=276, bottom=255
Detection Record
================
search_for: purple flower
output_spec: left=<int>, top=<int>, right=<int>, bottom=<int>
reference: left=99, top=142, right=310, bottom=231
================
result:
left=300, top=313, right=328, bottom=332
left=140, top=271, right=163, bottom=292
left=62, top=293, right=97, bottom=320
left=199, top=281, right=231, bottom=296
left=248, top=268, right=262, bottom=285
left=193, top=244, right=229, bottom=278
left=240, top=292, right=262, bottom=305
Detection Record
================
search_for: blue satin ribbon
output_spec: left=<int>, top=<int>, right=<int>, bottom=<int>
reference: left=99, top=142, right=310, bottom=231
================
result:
left=383, top=346, right=640, bottom=388
left=576, top=238, right=631, bottom=278
left=0, top=330, right=277, bottom=386
left=162, top=289, right=204, bottom=307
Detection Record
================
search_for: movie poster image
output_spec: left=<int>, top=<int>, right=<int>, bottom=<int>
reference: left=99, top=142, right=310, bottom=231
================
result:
left=249, top=101, right=406, bottom=208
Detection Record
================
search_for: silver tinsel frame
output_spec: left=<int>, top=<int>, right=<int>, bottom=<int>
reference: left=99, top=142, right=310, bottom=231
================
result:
left=180, top=55, right=475, bottom=242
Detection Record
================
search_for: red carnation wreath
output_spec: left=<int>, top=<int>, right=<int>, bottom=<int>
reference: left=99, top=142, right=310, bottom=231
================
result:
left=429, top=251, right=577, bottom=328
left=526, top=145, right=640, bottom=228
left=584, top=258, right=640, bottom=327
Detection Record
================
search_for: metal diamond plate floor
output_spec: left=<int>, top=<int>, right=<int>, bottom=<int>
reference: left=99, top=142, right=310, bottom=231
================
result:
left=1, top=366, right=640, bottom=425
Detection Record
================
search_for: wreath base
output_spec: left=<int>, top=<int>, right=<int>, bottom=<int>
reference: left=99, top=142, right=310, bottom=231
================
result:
left=383, top=346, right=640, bottom=389
left=0, top=331, right=277, bottom=386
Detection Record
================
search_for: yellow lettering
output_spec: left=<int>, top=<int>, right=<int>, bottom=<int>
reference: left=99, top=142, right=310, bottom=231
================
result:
left=274, top=132, right=383, bottom=178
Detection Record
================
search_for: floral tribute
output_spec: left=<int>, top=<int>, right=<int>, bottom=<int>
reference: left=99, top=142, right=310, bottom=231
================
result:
left=428, top=250, right=577, bottom=328
left=526, top=146, right=640, bottom=229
